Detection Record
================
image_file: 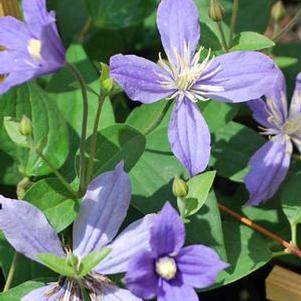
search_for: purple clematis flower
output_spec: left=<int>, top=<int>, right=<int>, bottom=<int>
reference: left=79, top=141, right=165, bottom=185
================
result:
left=0, top=0, right=65, bottom=94
left=0, top=163, right=153, bottom=301
left=110, top=0, right=279, bottom=177
left=125, top=202, right=228, bottom=301
left=245, top=71, right=301, bottom=206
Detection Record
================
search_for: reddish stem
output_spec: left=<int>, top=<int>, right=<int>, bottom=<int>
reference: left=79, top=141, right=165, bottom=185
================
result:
left=218, top=203, right=301, bottom=258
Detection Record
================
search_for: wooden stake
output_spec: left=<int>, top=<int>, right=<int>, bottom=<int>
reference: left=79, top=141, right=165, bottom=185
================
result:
left=266, top=266, right=301, bottom=301
left=0, top=0, right=20, bottom=18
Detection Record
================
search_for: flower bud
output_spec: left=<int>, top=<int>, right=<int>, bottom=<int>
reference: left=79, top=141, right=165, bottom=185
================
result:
left=67, top=253, right=81, bottom=271
left=100, top=62, right=114, bottom=96
left=209, top=0, right=225, bottom=22
left=271, top=1, right=286, bottom=22
left=172, top=176, right=189, bottom=198
left=19, top=115, right=32, bottom=136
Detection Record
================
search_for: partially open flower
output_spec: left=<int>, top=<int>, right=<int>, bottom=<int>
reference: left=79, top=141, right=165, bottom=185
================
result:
left=0, top=0, right=66, bottom=94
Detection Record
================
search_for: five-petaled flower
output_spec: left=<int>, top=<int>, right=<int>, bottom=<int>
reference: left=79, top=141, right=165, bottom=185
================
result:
left=0, top=163, right=153, bottom=301
left=0, top=0, right=65, bottom=94
left=125, top=202, right=229, bottom=301
left=245, top=70, right=301, bottom=206
left=110, top=0, right=279, bottom=177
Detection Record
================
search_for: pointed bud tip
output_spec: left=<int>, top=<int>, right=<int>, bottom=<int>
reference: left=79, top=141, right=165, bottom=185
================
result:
left=209, top=0, right=225, bottom=22
left=271, top=1, right=286, bottom=22
left=19, top=115, right=32, bottom=136
left=172, top=176, right=189, bottom=198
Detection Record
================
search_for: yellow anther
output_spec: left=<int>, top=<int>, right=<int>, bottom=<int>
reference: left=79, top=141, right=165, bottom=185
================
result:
left=27, top=39, right=42, bottom=61
left=155, top=257, right=177, bottom=280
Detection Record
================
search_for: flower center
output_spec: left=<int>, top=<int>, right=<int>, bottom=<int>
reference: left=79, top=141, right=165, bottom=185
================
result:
left=283, top=117, right=301, bottom=136
left=27, top=39, right=42, bottom=61
left=157, top=44, right=224, bottom=103
left=155, top=256, right=177, bottom=280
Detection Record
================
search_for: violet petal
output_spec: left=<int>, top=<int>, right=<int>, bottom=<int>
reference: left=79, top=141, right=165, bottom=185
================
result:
left=110, top=54, right=173, bottom=103
left=0, top=196, right=64, bottom=262
left=168, top=98, right=211, bottom=177
left=150, top=202, right=185, bottom=256
left=73, top=162, right=131, bottom=257
left=94, top=214, right=154, bottom=274
left=245, top=137, right=292, bottom=206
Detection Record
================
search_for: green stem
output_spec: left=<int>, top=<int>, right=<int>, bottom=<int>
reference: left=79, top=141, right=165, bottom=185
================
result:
left=293, top=154, right=301, bottom=161
left=229, top=0, right=239, bottom=47
left=143, top=101, right=172, bottom=136
left=217, top=22, right=229, bottom=52
left=291, top=223, right=298, bottom=246
left=36, top=148, right=78, bottom=199
left=3, top=252, right=19, bottom=292
left=86, top=94, right=106, bottom=184
left=273, top=9, right=301, bottom=42
left=66, top=63, right=89, bottom=195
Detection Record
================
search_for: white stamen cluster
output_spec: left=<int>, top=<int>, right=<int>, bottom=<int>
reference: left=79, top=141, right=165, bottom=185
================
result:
left=155, top=256, right=177, bottom=280
left=157, top=43, right=224, bottom=103
left=260, top=96, right=301, bottom=138
left=27, top=38, right=43, bottom=61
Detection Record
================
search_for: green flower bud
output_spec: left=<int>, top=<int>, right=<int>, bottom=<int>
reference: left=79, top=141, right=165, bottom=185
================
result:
left=67, top=253, right=81, bottom=274
left=271, top=1, right=286, bottom=22
left=172, top=176, right=189, bottom=198
left=100, top=62, right=114, bottom=97
left=19, top=115, right=32, bottom=136
left=209, top=0, right=225, bottom=22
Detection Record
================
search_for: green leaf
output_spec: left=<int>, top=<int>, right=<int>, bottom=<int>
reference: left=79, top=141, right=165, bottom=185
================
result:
left=199, top=101, right=239, bottom=133
left=48, top=0, right=88, bottom=45
left=0, top=83, right=69, bottom=177
left=79, top=248, right=111, bottom=277
left=0, top=281, right=44, bottom=301
left=86, top=124, right=146, bottom=176
left=275, top=56, right=299, bottom=69
left=3, top=117, right=29, bottom=148
left=213, top=222, right=272, bottom=288
left=186, top=191, right=227, bottom=261
left=47, top=44, right=115, bottom=137
left=85, top=0, right=157, bottom=28
left=130, top=127, right=187, bottom=213
left=230, top=32, right=275, bottom=51
left=183, top=171, right=216, bottom=218
left=126, top=100, right=172, bottom=135
left=23, top=178, right=79, bottom=232
left=211, top=121, right=265, bottom=182
left=281, top=171, right=301, bottom=226
left=37, top=253, right=75, bottom=277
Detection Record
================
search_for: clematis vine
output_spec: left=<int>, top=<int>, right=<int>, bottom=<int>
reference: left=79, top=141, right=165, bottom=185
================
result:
left=110, top=0, right=279, bottom=177
left=245, top=71, right=301, bottom=206
left=125, top=202, right=228, bottom=301
left=0, top=163, right=153, bottom=300
left=0, top=0, right=65, bottom=94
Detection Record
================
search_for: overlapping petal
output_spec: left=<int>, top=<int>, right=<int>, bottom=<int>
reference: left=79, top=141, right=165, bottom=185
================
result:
left=110, top=54, right=173, bottom=103
left=245, top=137, right=292, bottom=206
left=176, top=245, right=229, bottom=288
left=200, top=51, right=279, bottom=103
left=289, top=72, right=301, bottom=118
left=73, top=162, right=131, bottom=257
left=168, top=98, right=211, bottom=176
left=248, top=99, right=274, bottom=129
left=102, top=286, right=143, bottom=301
left=0, top=196, right=64, bottom=262
left=95, top=214, right=154, bottom=274
left=22, top=0, right=54, bottom=35
left=22, top=284, right=57, bottom=301
left=158, top=279, right=199, bottom=301
left=125, top=251, right=159, bottom=299
left=150, top=202, right=185, bottom=256
left=157, top=0, right=200, bottom=65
